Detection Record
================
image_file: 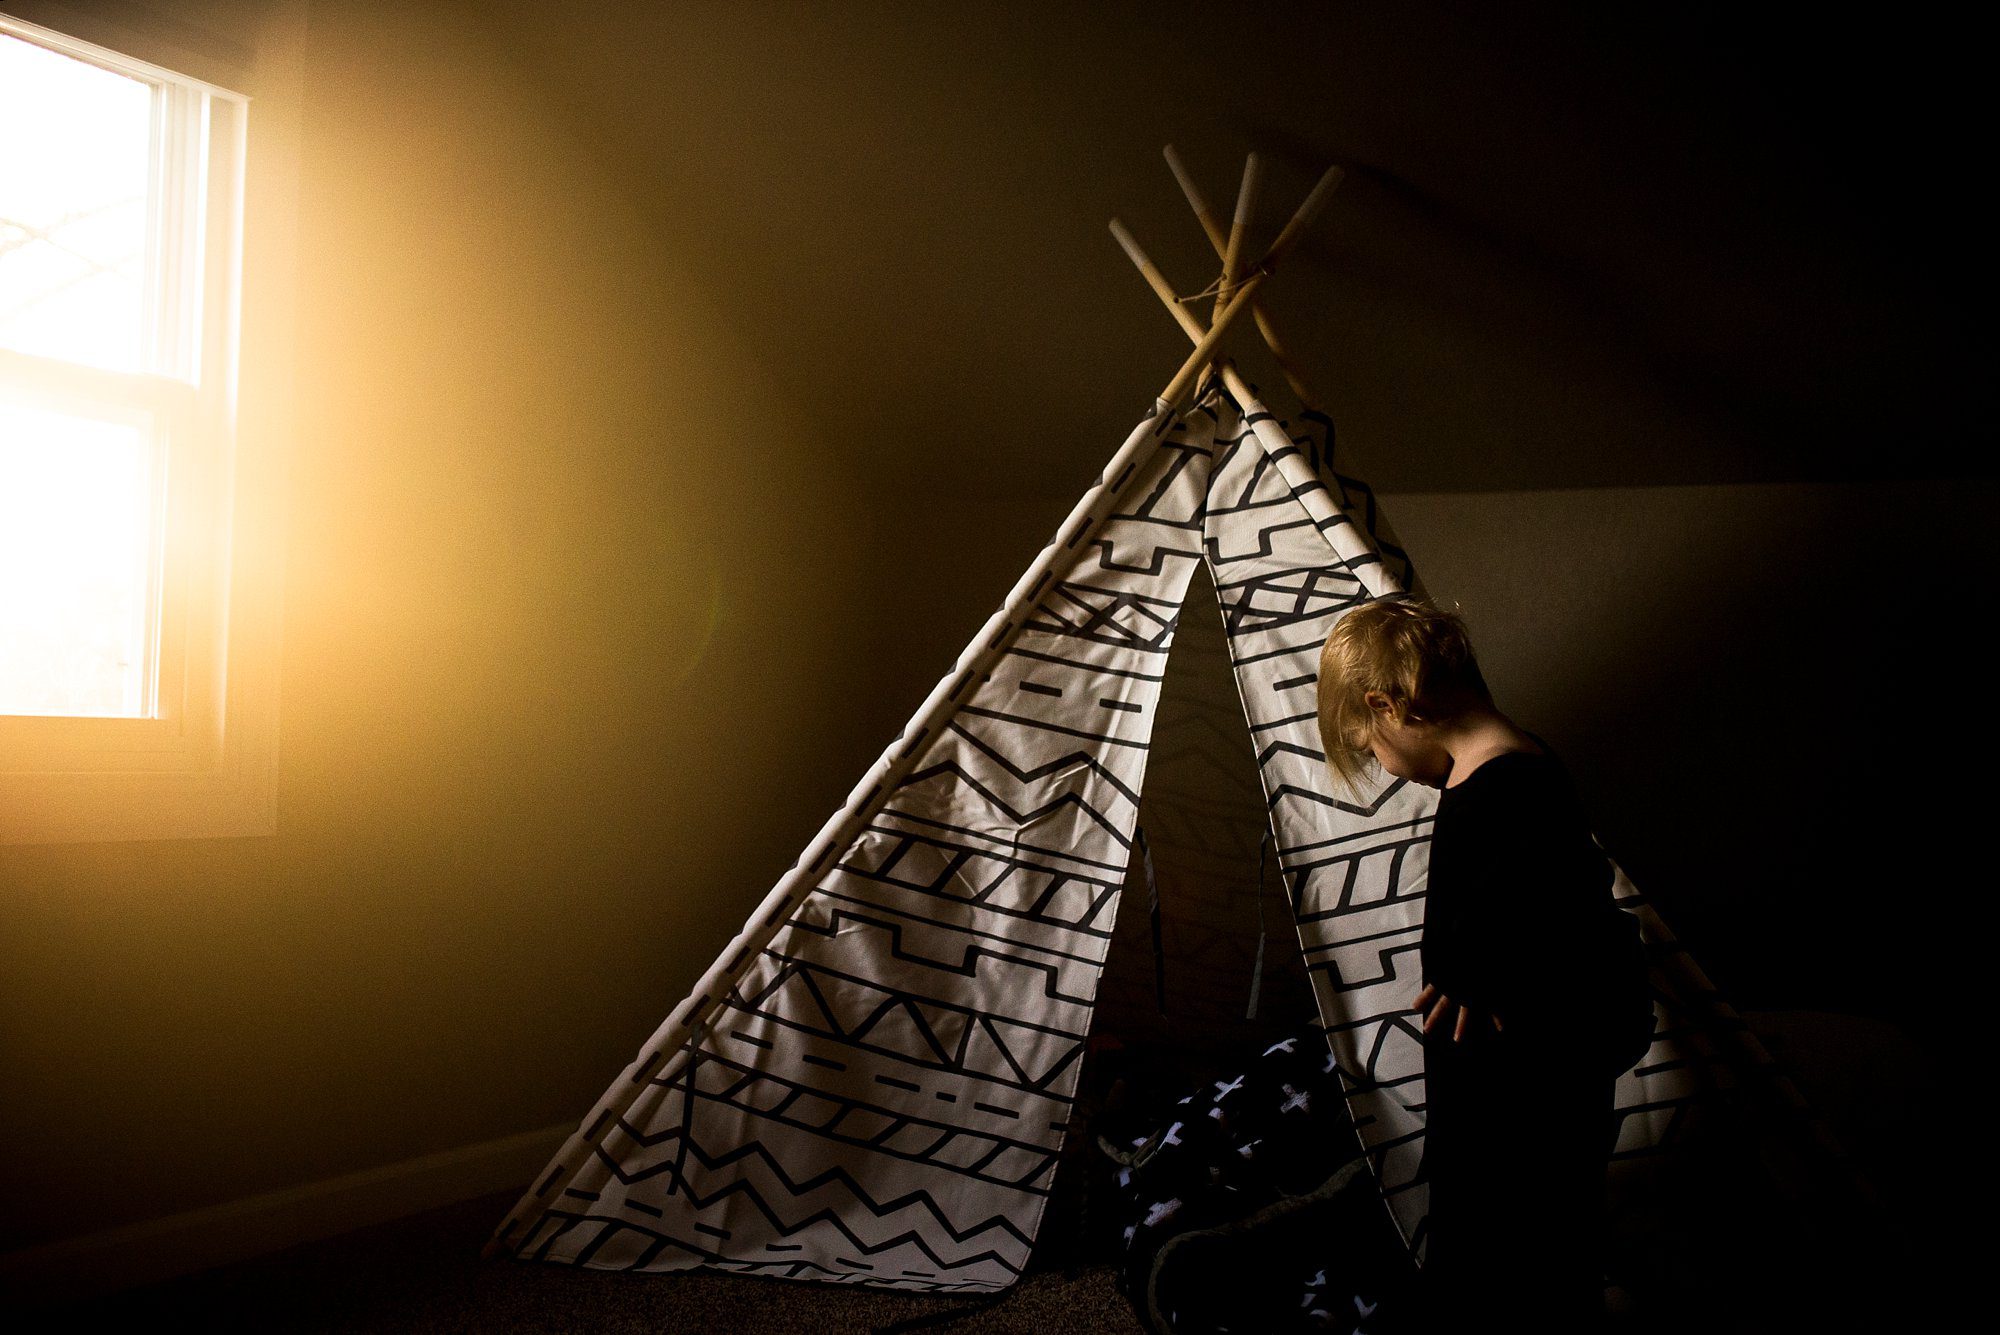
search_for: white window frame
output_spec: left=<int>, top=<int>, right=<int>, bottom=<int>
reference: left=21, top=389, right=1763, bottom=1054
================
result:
left=0, top=12, right=282, bottom=845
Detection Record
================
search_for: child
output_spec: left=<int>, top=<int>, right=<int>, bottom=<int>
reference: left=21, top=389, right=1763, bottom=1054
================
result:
left=1316, top=595, right=1653, bottom=1333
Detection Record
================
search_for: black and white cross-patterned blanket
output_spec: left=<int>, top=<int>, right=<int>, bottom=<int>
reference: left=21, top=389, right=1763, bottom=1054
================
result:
left=1099, top=1023, right=1419, bottom=1334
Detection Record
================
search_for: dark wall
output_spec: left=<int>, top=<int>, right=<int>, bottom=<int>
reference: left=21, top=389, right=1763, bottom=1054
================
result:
left=1388, top=480, right=1982, bottom=1036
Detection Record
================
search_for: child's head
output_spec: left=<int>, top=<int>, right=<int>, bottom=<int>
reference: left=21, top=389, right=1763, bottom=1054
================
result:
left=1317, top=595, right=1491, bottom=791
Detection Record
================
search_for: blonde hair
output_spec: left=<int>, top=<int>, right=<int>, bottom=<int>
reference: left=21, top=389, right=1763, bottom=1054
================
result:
left=1316, top=596, right=1491, bottom=791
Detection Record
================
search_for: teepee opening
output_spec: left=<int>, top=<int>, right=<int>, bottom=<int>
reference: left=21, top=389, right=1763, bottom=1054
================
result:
left=1024, top=550, right=1386, bottom=1298
left=1090, top=554, right=1318, bottom=1071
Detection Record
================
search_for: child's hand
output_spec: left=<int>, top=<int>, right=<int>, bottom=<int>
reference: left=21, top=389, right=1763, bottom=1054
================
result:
left=1410, top=983, right=1503, bottom=1043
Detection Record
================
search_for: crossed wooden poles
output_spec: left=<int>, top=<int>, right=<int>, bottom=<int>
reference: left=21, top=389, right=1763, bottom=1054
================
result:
left=1122, top=146, right=1340, bottom=417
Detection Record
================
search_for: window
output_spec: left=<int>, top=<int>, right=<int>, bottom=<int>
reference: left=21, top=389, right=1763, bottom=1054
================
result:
left=0, top=13, right=280, bottom=844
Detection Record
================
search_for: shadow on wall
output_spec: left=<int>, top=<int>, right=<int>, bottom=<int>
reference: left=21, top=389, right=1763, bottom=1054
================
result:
left=1385, top=476, right=1986, bottom=1046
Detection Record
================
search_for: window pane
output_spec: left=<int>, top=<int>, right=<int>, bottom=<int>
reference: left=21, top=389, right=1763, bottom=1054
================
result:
left=0, top=400, right=158, bottom=717
left=0, top=35, right=154, bottom=373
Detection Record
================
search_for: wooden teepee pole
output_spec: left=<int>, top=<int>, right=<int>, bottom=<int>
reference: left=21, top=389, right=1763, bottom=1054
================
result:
left=1217, top=151, right=1261, bottom=324
left=1140, top=161, right=1344, bottom=412
left=1110, top=203, right=1403, bottom=603
left=1111, top=167, right=1347, bottom=396
left=1162, top=144, right=1241, bottom=324
left=1163, top=144, right=1227, bottom=253
left=1164, top=145, right=1324, bottom=410
left=1258, top=163, right=1345, bottom=271
left=1156, top=268, right=1267, bottom=409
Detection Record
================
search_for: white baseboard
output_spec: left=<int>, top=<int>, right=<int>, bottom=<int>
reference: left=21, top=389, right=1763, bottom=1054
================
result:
left=0, top=1121, right=571, bottom=1308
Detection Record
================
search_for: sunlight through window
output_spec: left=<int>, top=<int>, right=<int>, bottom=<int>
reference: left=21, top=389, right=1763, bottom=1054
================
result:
left=0, top=35, right=155, bottom=373
left=0, top=27, right=203, bottom=720
left=0, top=401, right=158, bottom=716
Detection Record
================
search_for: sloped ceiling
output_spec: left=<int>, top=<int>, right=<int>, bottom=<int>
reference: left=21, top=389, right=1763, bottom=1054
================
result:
left=487, top=0, right=1981, bottom=496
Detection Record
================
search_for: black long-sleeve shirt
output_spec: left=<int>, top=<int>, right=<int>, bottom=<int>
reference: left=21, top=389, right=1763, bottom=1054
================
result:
left=1421, top=743, right=1652, bottom=1082
left=1416, top=741, right=1653, bottom=1328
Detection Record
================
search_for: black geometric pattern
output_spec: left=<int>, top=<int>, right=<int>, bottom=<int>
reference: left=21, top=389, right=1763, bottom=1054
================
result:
left=1197, top=394, right=1438, bottom=1255
left=490, top=381, right=1825, bottom=1291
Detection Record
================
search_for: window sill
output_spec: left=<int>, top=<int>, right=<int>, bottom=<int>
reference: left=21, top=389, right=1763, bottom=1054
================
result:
left=0, top=760, right=277, bottom=845
left=0, top=617, right=281, bottom=845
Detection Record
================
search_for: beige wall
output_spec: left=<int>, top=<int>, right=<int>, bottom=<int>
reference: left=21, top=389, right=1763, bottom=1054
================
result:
left=0, top=0, right=1971, bottom=1257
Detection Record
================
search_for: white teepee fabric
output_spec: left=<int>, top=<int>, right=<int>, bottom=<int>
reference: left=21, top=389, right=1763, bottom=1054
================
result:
left=489, top=376, right=1810, bottom=1293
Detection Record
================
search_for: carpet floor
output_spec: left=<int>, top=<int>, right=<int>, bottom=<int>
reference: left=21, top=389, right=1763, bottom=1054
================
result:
left=53, top=1191, right=1146, bottom=1334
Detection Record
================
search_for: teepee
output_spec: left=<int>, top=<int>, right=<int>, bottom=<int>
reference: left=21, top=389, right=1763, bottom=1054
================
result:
left=487, top=151, right=1857, bottom=1299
